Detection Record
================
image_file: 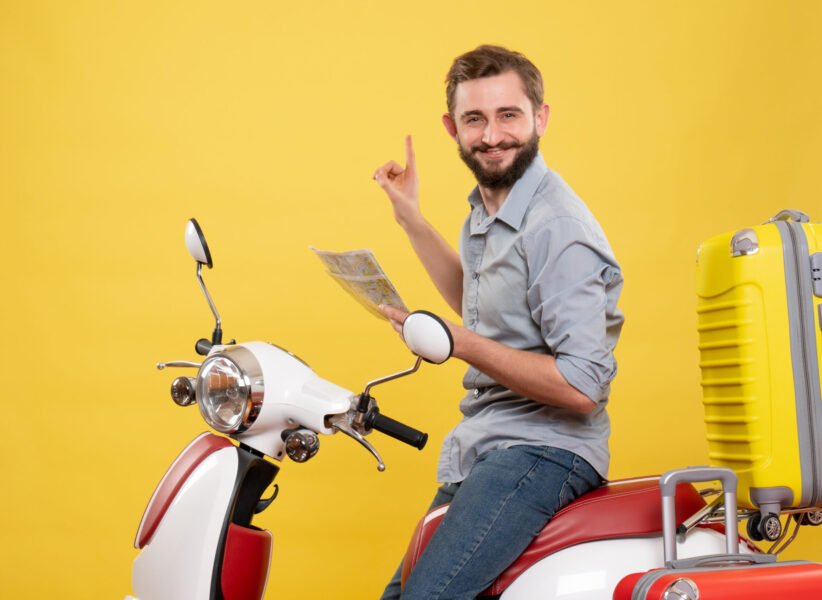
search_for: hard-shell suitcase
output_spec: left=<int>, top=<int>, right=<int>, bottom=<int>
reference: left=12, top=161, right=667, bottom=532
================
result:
left=613, top=467, right=822, bottom=599
left=614, top=560, right=822, bottom=599
left=695, top=210, right=822, bottom=536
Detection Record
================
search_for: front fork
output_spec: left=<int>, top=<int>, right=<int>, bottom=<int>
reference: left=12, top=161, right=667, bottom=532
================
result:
left=216, top=444, right=280, bottom=600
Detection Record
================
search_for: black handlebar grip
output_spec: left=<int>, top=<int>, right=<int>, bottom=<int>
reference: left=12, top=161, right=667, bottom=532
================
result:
left=367, top=409, right=428, bottom=450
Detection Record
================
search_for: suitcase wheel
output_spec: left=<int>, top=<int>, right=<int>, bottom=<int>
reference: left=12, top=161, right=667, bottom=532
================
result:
left=747, top=512, right=782, bottom=541
left=793, top=510, right=822, bottom=526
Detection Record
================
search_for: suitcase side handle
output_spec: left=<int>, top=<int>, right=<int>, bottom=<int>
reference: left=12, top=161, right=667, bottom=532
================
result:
left=669, top=552, right=776, bottom=570
left=767, top=209, right=810, bottom=223
left=660, top=467, right=739, bottom=567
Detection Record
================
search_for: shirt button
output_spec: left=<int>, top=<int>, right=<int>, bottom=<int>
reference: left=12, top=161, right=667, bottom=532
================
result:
left=473, top=389, right=480, bottom=398
left=472, top=272, right=480, bottom=280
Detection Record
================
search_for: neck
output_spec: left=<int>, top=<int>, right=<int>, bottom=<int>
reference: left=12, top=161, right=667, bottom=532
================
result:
left=478, top=185, right=512, bottom=216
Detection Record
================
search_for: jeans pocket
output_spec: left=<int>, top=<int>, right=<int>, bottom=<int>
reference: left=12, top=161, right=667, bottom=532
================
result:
left=557, top=454, right=601, bottom=508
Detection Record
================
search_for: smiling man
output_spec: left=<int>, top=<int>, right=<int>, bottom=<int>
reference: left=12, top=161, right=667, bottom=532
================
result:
left=373, top=45, right=624, bottom=599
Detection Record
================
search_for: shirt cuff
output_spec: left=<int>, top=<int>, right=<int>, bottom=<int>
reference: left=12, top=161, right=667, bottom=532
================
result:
left=555, top=355, right=611, bottom=404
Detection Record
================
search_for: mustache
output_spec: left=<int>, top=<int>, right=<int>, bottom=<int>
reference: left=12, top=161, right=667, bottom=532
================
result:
left=470, top=141, right=522, bottom=153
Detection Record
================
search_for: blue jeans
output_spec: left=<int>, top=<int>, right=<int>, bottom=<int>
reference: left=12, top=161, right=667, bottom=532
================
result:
left=379, top=445, right=601, bottom=600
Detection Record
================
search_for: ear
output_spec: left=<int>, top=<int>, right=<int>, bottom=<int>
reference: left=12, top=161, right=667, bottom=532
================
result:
left=535, top=103, right=550, bottom=137
left=442, top=113, right=459, bottom=141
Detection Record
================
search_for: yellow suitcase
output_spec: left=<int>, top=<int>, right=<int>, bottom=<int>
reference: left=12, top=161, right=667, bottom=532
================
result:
left=696, top=210, right=822, bottom=541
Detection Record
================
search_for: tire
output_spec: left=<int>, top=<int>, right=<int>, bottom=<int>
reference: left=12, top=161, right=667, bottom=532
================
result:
left=747, top=513, right=764, bottom=541
left=793, top=510, right=822, bottom=526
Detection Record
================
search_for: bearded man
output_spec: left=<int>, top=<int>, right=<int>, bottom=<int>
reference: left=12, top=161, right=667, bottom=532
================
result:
left=373, top=45, right=624, bottom=600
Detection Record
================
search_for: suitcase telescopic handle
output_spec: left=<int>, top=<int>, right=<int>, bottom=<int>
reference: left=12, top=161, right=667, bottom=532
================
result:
left=659, top=467, right=739, bottom=566
left=767, top=209, right=810, bottom=224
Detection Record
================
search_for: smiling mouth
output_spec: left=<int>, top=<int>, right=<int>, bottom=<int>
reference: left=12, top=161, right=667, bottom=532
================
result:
left=482, top=148, right=508, bottom=159
left=473, top=143, right=520, bottom=161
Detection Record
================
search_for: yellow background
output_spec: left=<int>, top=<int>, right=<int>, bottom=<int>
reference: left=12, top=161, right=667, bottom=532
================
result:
left=2, top=1, right=821, bottom=597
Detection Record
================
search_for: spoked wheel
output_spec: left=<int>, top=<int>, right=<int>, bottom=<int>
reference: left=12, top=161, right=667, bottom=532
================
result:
left=747, top=512, right=782, bottom=541
left=793, top=510, right=822, bottom=526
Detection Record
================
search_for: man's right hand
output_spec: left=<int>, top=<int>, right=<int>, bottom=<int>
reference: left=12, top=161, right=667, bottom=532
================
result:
left=372, top=135, right=465, bottom=316
left=373, top=135, right=422, bottom=230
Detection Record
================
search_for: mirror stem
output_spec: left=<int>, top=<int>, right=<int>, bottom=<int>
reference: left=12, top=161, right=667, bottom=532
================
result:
left=362, top=356, right=423, bottom=399
left=196, top=263, right=223, bottom=344
left=354, top=356, right=424, bottom=427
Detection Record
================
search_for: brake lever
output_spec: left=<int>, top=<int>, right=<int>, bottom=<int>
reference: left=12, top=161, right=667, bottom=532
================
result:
left=329, top=415, right=386, bottom=472
left=156, top=361, right=202, bottom=370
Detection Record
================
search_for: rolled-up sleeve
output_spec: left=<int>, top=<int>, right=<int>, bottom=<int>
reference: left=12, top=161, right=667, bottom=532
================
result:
left=524, top=216, right=623, bottom=403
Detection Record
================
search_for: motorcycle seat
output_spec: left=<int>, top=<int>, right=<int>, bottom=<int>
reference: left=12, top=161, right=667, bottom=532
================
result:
left=400, top=476, right=707, bottom=596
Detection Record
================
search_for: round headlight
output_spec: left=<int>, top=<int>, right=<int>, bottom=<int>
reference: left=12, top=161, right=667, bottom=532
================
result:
left=196, top=347, right=264, bottom=433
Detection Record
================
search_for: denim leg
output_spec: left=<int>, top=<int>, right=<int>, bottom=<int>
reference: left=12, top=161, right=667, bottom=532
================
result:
left=380, top=483, right=461, bottom=600
left=399, top=446, right=601, bottom=600
left=380, top=483, right=460, bottom=600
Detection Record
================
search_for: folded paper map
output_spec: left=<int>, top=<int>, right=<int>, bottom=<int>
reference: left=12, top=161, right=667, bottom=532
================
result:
left=311, top=247, right=408, bottom=320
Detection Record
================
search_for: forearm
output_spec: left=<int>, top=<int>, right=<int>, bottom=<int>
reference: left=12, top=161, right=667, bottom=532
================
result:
left=403, top=216, right=463, bottom=316
left=452, top=326, right=596, bottom=414
left=372, top=137, right=463, bottom=315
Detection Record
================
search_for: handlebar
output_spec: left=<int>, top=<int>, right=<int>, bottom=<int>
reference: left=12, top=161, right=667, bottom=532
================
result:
left=365, top=407, right=428, bottom=450
left=329, top=401, right=428, bottom=471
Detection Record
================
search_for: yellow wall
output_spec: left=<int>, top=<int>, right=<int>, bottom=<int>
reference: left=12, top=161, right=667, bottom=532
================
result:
left=2, top=1, right=821, bottom=597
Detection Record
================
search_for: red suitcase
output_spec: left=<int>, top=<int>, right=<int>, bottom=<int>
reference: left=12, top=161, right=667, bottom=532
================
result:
left=614, top=560, right=822, bottom=599
left=613, top=467, right=822, bottom=599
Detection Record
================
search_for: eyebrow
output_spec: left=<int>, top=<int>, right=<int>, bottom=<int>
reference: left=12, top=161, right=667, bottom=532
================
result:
left=460, top=106, right=525, bottom=119
left=460, top=110, right=485, bottom=119
left=496, top=106, right=525, bottom=114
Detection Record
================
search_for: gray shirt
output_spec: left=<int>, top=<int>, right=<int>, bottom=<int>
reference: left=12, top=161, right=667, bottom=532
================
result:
left=437, top=154, right=624, bottom=482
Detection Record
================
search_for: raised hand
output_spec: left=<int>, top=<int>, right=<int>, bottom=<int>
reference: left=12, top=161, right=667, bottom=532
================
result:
left=373, top=135, right=465, bottom=316
left=373, top=135, right=422, bottom=230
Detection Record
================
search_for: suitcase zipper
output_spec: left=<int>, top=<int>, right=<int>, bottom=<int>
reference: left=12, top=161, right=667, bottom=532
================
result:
left=782, top=222, right=822, bottom=506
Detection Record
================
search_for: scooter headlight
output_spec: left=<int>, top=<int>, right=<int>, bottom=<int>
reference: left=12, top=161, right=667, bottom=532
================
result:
left=196, top=346, right=264, bottom=434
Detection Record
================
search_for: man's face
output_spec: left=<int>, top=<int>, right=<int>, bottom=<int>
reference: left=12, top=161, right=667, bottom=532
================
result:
left=444, top=71, right=548, bottom=190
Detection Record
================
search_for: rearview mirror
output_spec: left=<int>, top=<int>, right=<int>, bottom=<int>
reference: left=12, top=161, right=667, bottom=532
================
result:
left=185, top=218, right=213, bottom=268
left=402, top=311, right=453, bottom=365
left=185, top=218, right=222, bottom=351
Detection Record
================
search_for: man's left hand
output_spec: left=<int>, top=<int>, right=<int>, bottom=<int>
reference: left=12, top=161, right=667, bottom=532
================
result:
left=379, top=304, right=467, bottom=355
left=379, top=304, right=410, bottom=335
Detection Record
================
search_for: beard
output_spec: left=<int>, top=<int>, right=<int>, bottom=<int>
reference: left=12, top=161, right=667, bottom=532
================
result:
left=458, top=131, right=540, bottom=190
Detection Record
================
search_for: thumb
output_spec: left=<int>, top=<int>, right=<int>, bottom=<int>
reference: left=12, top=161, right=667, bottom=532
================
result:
left=379, top=304, right=408, bottom=322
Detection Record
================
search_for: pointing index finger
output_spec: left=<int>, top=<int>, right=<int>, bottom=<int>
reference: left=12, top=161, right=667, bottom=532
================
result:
left=405, top=135, right=416, bottom=174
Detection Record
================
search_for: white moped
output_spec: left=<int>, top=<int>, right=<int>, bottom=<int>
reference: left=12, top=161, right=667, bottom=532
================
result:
left=127, top=219, right=808, bottom=600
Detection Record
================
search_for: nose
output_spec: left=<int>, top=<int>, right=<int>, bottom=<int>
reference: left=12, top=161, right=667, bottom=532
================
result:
left=482, top=120, right=503, bottom=147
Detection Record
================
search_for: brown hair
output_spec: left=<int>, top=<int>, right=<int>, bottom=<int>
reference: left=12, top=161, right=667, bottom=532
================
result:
left=445, top=45, right=544, bottom=115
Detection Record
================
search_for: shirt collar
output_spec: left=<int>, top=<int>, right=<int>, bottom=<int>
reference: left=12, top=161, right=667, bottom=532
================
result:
left=467, top=152, right=549, bottom=233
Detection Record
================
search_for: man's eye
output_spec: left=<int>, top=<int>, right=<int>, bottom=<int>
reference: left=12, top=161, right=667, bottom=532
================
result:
left=502, top=112, right=516, bottom=119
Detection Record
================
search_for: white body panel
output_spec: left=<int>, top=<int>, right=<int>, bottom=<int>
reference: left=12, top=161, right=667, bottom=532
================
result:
left=134, top=433, right=214, bottom=547
left=229, top=342, right=353, bottom=459
left=132, top=447, right=239, bottom=600
left=499, top=528, right=752, bottom=599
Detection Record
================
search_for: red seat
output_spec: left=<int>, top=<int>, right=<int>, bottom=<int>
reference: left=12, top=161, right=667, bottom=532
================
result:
left=401, top=476, right=707, bottom=596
